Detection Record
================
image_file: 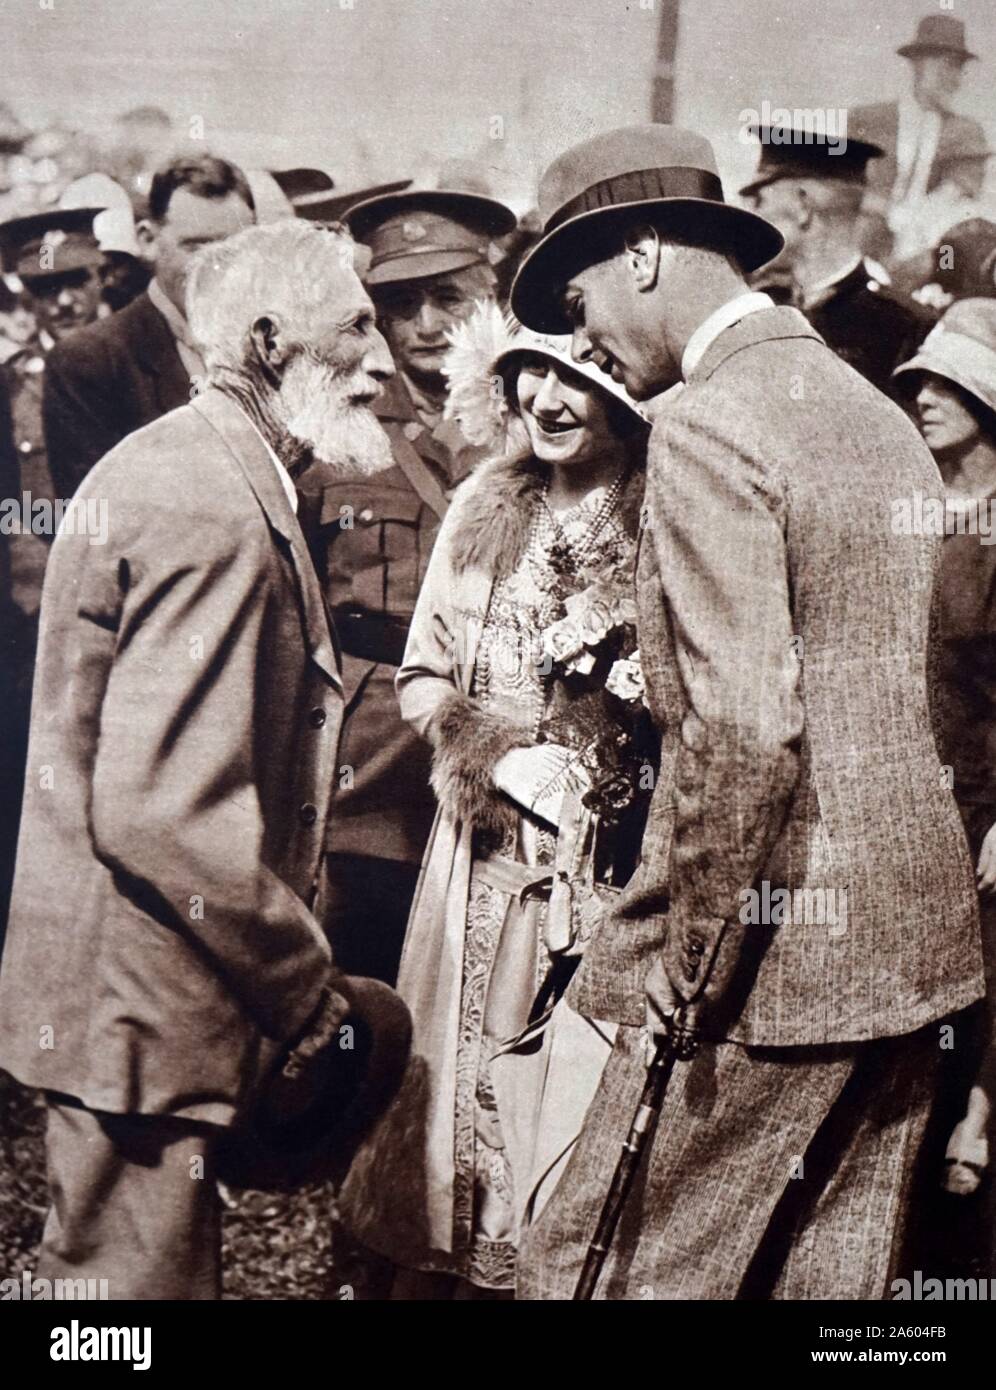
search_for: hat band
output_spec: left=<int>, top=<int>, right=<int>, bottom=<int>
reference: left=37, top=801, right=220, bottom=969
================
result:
left=546, top=166, right=724, bottom=233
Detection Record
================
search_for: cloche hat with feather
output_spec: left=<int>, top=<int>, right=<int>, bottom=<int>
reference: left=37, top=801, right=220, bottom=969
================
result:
left=442, top=299, right=647, bottom=455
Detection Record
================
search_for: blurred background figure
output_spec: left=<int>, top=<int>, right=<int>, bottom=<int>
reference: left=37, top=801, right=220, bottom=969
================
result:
left=1, top=124, right=102, bottom=219
left=889, top=147, right=996, bottom=264
left=743, top=127, right=932, bottom=394
left=0, top=204, right=103, bottom=942
left=60, top=172, right=151, bottom=311
left=104, top=104, right=175, bottom=202
left=894, top=298, right=996, bottom=1210
left=892, top=216, right=996, bottom=308
left=0, top=368, right=25, bottom=944
left=270, top=168, right=419, bottom=232
left=43, top=154, right=255, bottom=499
left=852, top=15, right=989, bottom=264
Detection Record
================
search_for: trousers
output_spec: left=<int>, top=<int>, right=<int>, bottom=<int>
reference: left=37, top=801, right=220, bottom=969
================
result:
left=38, top=1097, right=222, bottom=1300
left=518, top=1020, right=943, bottom=1300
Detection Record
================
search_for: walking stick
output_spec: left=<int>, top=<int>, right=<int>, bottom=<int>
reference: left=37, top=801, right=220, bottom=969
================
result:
left=573, top=1009, right=699, bottom=1300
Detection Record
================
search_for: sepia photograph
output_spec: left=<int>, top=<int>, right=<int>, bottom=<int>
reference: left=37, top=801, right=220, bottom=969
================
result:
left=2, top=0, right=996, bottom=1364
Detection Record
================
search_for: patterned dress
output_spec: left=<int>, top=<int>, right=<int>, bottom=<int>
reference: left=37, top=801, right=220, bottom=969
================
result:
left=450, top=486, right=644, bottom=1289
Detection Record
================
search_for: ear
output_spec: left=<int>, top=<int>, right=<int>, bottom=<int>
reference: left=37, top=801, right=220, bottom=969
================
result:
left=792, top=185, right=814, bottom=231
left=134, top=219, right=158, bottom=263
left=249, top=313, right=292, bottom=379
left=622, top=224, right=662, bottom=293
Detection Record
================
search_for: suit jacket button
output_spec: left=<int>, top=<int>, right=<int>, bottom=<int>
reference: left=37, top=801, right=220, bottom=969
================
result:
left=688, top=936, right=705, bottom=956
left=299, top=802, right=318, bottom=826
left=309, top=707, right=327, bottom=728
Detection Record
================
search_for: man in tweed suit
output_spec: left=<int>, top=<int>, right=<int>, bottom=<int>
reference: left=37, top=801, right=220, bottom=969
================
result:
left=510, top=125, right=985, bottom=1299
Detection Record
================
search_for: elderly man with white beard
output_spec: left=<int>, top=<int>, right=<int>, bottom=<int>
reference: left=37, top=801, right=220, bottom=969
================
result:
left=0, top=220, right=396, bottom=1299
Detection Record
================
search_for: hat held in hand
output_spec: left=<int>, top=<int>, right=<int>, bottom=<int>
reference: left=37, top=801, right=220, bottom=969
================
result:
left=217, top=973, right=412, bottom=1191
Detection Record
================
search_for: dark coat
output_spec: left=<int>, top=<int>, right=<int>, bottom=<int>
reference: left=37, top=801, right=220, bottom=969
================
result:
left=803, top=261, right=934, bottom=397
left=43, top=290, right=191, bottom=499
left=0, top=388, right=343, bottom=1125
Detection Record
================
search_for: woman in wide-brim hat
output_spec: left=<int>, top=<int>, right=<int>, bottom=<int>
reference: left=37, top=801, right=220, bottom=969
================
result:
left=895, top=297, right=996, bottom=1197
left=338, top=302, right=657, bottom=1296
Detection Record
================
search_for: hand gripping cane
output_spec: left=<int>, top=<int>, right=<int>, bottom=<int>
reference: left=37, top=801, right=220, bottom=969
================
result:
left=573, top=1006, right=699, bottom=1300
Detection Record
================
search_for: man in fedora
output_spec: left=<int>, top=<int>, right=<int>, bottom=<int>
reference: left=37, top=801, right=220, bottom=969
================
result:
left=0, top=220, right=399, bottom=1298
left=510, top=124, right=984, bottom=1299
left=851, top=15, right=987, bottom=260
left=292, top=184, right=515, bottom=988
left=741, top=129, right=933, bottom=395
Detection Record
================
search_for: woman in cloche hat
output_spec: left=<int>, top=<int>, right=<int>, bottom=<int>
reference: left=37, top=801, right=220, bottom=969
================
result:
left=895, top=298, right=996, bottom=1197
left=339, top=302, right=657, bottom=1296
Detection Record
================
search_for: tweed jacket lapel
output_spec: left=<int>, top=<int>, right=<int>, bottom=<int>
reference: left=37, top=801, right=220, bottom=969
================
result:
left=190, top=389, right=341, bottom=687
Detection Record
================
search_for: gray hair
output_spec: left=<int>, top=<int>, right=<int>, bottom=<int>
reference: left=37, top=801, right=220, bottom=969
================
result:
left=185, top=220, right=362, bottom=380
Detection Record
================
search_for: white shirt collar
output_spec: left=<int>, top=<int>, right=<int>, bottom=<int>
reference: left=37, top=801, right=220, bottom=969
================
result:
left=233, top=405, right=299, bottom=514
left=681, top=291, right=775, bottom=380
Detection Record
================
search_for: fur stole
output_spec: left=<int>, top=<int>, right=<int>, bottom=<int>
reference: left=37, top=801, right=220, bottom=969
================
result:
left=446, top=448, right=646, bottom=579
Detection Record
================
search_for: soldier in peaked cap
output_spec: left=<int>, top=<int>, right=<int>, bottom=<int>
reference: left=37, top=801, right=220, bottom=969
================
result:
left=509, top=124, right=982, bottom=1300
left=741, top=128, right=934, bottom=396
left=0, top=205, right=106, bottom=612
left=294, top=185, right=516, bottom=988
left=0, top=205, right=104, bottom=937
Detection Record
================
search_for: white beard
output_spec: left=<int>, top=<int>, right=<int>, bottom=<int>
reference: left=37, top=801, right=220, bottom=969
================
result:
left=279, top=352, right=394, bottom=476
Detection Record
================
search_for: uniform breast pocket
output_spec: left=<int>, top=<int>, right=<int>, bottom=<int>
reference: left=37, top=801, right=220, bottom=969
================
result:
left=320, top=482, right=433, bottom=613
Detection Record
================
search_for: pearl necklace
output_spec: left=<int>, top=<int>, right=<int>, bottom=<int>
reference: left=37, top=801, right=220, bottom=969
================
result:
left=539, top=469, right=628, bottom=572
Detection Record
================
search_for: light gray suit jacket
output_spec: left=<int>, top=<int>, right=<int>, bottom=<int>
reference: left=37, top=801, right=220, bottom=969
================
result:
left=0, top=389, right=343, bottom=1125
left=569, top=307, right=984, bottom=1047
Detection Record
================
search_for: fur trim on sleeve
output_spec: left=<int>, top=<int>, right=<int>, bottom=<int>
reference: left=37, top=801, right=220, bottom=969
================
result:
left=429, top=689, right=531, bottom=836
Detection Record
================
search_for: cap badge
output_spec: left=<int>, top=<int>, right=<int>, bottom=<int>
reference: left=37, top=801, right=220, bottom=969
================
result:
left=401, top=220, right=427, bottom=243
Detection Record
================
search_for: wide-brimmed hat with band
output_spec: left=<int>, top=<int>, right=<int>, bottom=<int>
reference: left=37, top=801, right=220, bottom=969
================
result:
left=443, top=299, right=647, bottom=454
left=510, top=124, right=784, bottom=334
left=894, top=298, right=996, bottom=417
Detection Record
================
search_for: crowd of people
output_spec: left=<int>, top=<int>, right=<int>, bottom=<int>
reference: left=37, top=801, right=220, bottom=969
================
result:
left=1, top=11, right=996, bottom=1301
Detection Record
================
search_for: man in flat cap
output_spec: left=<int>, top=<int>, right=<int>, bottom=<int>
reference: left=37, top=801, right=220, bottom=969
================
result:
left=42, top=154, right=255, bottom=499
left=742, top=129, right=933, bottom=395
left=509, top=123, right=983, bottom=1299
left=851, top=15, right=987, bottom=261
left=297, top=186, right=515, bottom=986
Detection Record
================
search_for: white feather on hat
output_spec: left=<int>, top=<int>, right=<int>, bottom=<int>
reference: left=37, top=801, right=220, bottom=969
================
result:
left=442, top=300, right=527, bottom=454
